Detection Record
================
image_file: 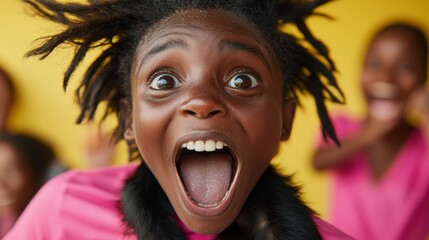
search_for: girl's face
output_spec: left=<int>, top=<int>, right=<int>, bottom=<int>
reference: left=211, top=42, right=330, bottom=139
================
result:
left=361, top=29, right=426, bottom=120
left=0, top=143, right=27, bottom=211
left=128, top=10, right=295, bottom=234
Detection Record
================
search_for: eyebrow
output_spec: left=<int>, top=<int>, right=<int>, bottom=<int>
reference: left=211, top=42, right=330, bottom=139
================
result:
left=221, top=40, right=272, bottom=72
left=138, top=37, right=272, bottom=74
left=140, top=39, right=188, bottom=66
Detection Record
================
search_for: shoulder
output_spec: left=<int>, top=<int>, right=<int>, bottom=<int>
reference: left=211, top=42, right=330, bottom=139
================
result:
left=60, top=163, right=139, bottom=188
left=313, top=216, right=355, bottom=240
left=4, top=163, right=139, bottom=240
left=46, top=163, right=140, bottom=218
left=330, top=112, right=362, bottom=132
left=42, top=163, right=139, bottom=202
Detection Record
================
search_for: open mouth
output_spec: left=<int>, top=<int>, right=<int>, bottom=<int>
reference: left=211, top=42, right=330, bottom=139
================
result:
left=369, top=81, right=399, bottom=100
left=177, top=139, right=237, bottom=208
left=367, top=82, right=403, bottom=120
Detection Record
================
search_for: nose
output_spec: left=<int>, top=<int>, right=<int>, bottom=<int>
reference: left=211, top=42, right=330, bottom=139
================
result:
left=0, top=174, right=8, bottom=188
left=377, top=65, right=396, bottom=83
left=179, top=94, right=227, bottom=119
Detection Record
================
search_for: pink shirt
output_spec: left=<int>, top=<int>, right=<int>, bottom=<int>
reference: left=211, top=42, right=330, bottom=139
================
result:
left=323, top=115, right=429, bottom=240
left=0, top=210, right=16, bottom=238
left=4, top=163, right=350, bottom=240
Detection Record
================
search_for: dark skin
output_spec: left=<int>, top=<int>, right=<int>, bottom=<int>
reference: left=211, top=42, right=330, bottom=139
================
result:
left=313, top=28, right=428, bottom=181
left=124, top=10, right=296, bottom=234
left=0, top=143, right=35, bottom=216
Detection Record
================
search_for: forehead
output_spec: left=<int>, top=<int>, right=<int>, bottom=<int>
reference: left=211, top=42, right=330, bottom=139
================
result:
left=147, top=10, right=262, bottom=39
left=370, top=29, right=421, bottom=55
left=136, top=9, right=273, bottom=56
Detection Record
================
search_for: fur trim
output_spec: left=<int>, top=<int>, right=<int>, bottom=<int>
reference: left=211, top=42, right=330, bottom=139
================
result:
left=121, top=163, right=322, bottom=240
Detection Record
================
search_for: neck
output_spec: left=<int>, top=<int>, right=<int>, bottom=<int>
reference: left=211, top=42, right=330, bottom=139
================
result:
left=367, top=120, right=415, bottom=181
left=382, top=120, right=414, bottom=141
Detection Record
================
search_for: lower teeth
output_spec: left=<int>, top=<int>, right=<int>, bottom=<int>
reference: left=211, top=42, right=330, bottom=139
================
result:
left=193, top=190, right=230, bottom=207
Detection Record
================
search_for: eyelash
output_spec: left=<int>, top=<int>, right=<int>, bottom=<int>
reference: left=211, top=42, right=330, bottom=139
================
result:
left=146, top=67, right=262, bottom=87
left=147, top=67, right=178, bottom=84
left=227, top=68, right=261, bottom=81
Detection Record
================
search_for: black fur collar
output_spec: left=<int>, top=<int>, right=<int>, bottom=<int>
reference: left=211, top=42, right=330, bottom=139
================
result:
left=121, top=163, right=322, bottom=240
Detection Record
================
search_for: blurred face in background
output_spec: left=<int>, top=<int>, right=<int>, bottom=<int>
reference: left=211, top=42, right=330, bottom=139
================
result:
left=0, top=142, right=30, bottom=213
left=361, top=28, right=426, bottom=120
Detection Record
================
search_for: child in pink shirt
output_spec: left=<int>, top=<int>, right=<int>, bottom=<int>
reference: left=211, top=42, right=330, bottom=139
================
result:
left=6, top=0, right=351, bottom=239
left=313, top=23, right=429, bottom=239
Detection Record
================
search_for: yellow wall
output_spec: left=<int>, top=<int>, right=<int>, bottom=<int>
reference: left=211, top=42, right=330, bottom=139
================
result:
left=1, top=0, right=428, bottom=218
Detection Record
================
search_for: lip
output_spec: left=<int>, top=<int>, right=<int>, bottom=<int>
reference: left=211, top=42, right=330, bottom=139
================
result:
left=173, top=131, right=240, bottom=217
left=368, top=82, right=400, bottom=100
left=367, top=94, right=402, bottom=105
left=368, top=95, right=400, bottom=102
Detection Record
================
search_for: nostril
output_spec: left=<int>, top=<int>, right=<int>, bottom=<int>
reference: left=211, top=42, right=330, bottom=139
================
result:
left=183, top=109, right=197, bottom=117
left=180, top=98, right=226, bottom=118
left=182, top=109, right=224, bottom=118
left=208, top=110, right=222, bottom=117
left=181, top=107, right=225, bottom=119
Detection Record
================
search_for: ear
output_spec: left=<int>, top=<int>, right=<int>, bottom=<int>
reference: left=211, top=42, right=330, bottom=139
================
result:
left=120, top=98, right=135, bottom=141
left=124, top=127, right=135, bottom=141
left=281, top=98, right=297, bottom=141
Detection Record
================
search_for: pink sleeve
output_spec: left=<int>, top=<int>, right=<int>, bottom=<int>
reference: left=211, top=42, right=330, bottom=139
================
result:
left=3, top=172, right=74, bottom=240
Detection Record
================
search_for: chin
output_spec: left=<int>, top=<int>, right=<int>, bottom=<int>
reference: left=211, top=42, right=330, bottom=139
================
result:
left=180, top=215, right=234, bottom=235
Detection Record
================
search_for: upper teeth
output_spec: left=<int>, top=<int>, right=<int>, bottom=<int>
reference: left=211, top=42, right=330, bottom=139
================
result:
left=181, top=140, right=226, bottom=152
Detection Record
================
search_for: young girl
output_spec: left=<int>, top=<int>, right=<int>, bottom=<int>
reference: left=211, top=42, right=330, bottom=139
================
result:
left=313, top=23, right=429, bottom=239
left=5, top=0, right=350, bottom=239
left=0, top=133, right=54, bottom=237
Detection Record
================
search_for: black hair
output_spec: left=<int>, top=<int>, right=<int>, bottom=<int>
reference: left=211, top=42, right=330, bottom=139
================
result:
left=372, top=22, right=428, bottom=80
left=0, top=133, right=54, bottom=185
left=23, top=0, right=344, bottom=157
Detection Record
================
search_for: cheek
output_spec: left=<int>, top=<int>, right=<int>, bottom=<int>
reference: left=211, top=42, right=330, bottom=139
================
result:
left=241, top=100, right=283, bottom=160
left=361, top=67, right=373, bottom=84
left=398, top=74, right=422, bottom=96
left=0, top=169, right=26, bottom=196
left=132, top=97, right=177, bottom=167
left=360, top=71, right=373, bottom=97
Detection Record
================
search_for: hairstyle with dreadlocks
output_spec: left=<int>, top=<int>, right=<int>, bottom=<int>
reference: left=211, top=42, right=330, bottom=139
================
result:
left=24, top=0, right=344, bottom=158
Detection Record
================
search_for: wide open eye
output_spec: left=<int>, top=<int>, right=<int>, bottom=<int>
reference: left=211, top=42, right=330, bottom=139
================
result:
left=149, top=72, right=182, bottom=90
left=227, top=73, right=259, bottom=89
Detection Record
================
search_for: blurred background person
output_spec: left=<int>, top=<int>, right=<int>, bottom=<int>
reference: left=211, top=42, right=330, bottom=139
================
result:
left=0, top=133, right=54, bottom=237
left=0, top=63, right=114, bottom=173
left=312, top=22, right=429, bottom=240
left=83, top=121, right=116, bottom=169
left=0, top=68, right=15, bottom=133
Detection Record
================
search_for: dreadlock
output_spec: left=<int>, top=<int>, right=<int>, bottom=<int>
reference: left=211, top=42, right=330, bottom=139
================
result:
left=24, top=0, right=344, bottom=159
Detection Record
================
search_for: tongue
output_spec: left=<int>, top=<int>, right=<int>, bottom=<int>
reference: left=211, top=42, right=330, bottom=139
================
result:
left=180, top=153, right=232, bottom=205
